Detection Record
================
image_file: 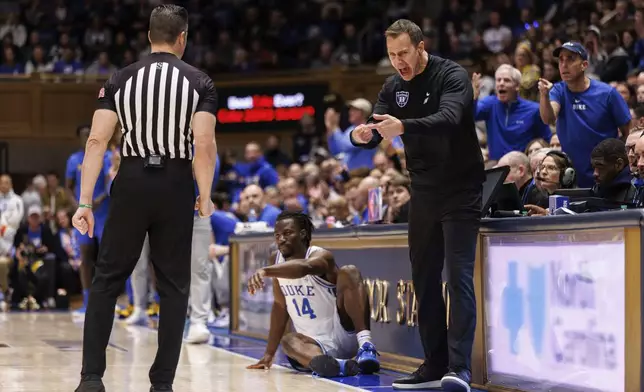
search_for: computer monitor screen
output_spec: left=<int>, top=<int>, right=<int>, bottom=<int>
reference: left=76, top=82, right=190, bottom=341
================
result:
left=481, top=166, right=510, bottom=216
left=493, top=183, right=524, bottom=211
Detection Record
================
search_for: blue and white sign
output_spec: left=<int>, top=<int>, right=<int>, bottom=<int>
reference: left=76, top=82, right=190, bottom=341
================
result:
left=484, top=234, right=625, bottom=392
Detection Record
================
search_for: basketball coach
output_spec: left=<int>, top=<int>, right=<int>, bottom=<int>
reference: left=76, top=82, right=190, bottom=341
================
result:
left=351, top=19, right=484, bottom=392
left=72, top=5, right=218, bottom=392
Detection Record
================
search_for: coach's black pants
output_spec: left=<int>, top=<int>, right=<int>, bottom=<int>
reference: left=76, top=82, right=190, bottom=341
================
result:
left=81, top=157, right=195, bottom=385
left=408, top=185, right=481, bottom=374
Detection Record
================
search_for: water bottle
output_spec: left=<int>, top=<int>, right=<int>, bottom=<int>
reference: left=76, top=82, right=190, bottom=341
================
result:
left=248, top=208, right=258, bottom=222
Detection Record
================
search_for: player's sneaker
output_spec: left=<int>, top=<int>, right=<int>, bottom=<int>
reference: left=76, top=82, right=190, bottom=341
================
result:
left=28, top=296, right=40, bottom=311
left=441, top=370, right=471, bottom=392
left=184, top=323, right=210, bottom=344
left=115, top=304, right=133, bottom=319
left=0, top=292, right=7, bottom=312
left=124, top=307, right=148, bottom=326
left=356, top=342, right=380, bottom=374
left=210, top=308, right=230, bottom=328
left=309, top=355, right=360, bottom=378
left=147, top=302, right=160, bottom=317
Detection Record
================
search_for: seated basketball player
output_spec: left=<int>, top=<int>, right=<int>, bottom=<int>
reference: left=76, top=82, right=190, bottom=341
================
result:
left=246, top=211, right=379, bottom=377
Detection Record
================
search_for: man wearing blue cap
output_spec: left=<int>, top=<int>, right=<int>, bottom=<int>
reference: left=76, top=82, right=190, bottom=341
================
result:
left=539, top=41, right=632, bottom=188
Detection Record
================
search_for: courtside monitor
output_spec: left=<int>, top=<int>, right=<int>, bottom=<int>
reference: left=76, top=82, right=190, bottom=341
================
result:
left=481, top=165, right=510, bottom=217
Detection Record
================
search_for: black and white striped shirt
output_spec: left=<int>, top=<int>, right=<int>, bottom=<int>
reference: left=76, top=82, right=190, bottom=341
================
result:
left=97, top=52, right=218, bottom=160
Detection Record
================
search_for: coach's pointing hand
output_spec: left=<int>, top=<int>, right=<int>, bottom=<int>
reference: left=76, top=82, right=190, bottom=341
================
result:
left=73, top=205, right=95, bottom=238
left=372, top=114, right=404, bottom=139
left=351, top=124, right=374, bottom=144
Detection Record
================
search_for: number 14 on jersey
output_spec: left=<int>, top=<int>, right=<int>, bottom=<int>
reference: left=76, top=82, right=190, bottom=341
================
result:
left=292, top=298, right=317, bottom=319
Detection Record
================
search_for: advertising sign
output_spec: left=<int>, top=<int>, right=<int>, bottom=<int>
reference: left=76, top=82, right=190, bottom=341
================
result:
left=483, top=231, right=625, bottom=392
left=216, top=84, right=328, bottom=132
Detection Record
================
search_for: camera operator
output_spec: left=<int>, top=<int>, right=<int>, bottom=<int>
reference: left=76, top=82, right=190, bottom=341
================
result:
left=9, top=205, right=68, bottom=310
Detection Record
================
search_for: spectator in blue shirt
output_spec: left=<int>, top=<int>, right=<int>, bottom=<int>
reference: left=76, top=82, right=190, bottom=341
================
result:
left=326, top=98, right=377, bottom=171
left=0, top=47, right=23, bottom=75
left=539, top=41, right=632, bottom=187
left=52, top=47, right=83, bottom=75
left=229, top=142, right=279, bottom=203
left=472, top=64, right=552, bottom=161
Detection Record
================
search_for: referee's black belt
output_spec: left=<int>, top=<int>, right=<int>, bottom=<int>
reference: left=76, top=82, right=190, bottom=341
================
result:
left=121, top=155, right=191, bottom=170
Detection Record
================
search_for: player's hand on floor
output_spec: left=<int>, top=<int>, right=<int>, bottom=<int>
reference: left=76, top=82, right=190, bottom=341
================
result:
left=247, top=269, right=266, bottom=295
left=247, top=354, right=274, bottom=370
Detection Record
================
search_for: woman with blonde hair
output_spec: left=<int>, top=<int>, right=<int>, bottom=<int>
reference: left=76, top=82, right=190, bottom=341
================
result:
left=514, top=41, right=540, bottom=101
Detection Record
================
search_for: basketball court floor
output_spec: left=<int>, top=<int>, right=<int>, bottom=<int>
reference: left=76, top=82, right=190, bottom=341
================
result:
left=0, top=312, right=418, bottom=392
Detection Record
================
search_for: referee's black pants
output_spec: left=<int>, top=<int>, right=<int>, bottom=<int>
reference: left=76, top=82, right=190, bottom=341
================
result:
left=408, top=184, right=481, bottom=374
left=81, top=157, right=195, bottom=385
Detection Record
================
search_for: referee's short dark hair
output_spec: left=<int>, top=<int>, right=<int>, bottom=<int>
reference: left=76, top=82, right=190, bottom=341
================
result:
left=591, top=138, right=628, bottom=164
left=385, top=19, right=424, bottom=46
left=149, top=5, right=189, bottom=45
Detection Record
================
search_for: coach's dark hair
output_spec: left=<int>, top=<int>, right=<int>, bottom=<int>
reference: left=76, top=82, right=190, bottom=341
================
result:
left=149, top=5, right=189, bottom=45
left=591, top=138, right=628, bottom=165
left=385, top=19, right=424, bottom=46
left=276, top=211, right=314, bottom=246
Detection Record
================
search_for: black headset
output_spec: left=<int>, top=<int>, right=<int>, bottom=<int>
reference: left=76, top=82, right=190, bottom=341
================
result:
left=545, top=150, right=576, bottom=189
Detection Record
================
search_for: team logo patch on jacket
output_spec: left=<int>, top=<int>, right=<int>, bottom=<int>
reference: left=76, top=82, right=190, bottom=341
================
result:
left=396, top=91, right=409, bottom=107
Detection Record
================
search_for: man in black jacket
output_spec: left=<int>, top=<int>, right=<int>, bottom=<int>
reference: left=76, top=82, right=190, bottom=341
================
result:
left=590, top=138, right=637, bottom=204
left=350, top=19, right=483, bottom=392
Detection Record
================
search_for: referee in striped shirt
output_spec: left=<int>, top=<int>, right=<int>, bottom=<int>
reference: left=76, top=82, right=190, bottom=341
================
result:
left=72, top=5, right=217, bottom=392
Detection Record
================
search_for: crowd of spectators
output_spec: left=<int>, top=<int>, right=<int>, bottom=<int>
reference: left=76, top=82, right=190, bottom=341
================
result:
left=0, top=0, right=417, bottom=76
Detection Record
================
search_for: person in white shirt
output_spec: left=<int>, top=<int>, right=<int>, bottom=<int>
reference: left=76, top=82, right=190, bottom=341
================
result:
left=0, top=174, right=24, bottom=310
left=482, top=11, right=512, bottom=53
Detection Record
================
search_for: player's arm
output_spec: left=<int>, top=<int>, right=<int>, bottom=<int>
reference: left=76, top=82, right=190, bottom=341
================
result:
left=260, top=249, right=334, bottom=280
left=247, top=252, right=290, bottom=370
left=65, top=156, right=77, bottom=204
left=79, top=76, right=119, bottom=208
left=193, top=75, right=218, bottom=203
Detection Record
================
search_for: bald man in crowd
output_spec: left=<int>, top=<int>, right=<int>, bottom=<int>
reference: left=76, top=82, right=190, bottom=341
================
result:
left=241, top=184, right=282, bottom=226
left=497, top=151, right=538, bottom=205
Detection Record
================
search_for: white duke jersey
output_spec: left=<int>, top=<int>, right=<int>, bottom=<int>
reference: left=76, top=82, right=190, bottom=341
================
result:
left=275, top=246, right=339, bottom=342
